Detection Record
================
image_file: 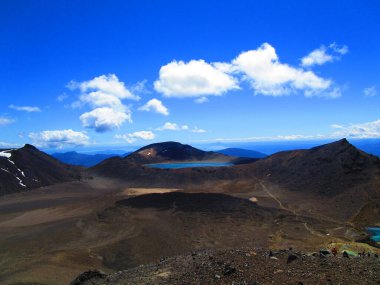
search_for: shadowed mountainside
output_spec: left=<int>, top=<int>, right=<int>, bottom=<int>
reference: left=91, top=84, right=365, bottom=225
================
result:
left=92, top=139, right=380, bottom=196
left=217, top=147, right=267, bottom=159
left=249, top=138, right=380, bottom=196
left=91, top=139, right=380, bottom=225
left=122, top=141, right=230, bottom=164
left=0, top=144, right=81, bottom=195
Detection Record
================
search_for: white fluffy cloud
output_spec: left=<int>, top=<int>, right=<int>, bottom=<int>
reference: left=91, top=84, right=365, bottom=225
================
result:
left=194, top=96, right=209, bottom=104
left=329, top=42, right=349, bottom=55
left=115, top=131, right=155, bottom=143
left=69, top=74, right=137, bottom=132
left=156, top=122, right=206, bottom=133
left=364, top=86, right=377, bottom=97
left=154, top=43, right=343, bottom=99
left=232, top=43, right=336, bottom=97
left=57, top=93, right=69, bottom=102
left=156, top=122, right=189, bottom=131
left=191, top=127, right=206, bottom=133
left=301, top=43, right=348, bottom=67
left=0, top=141, right=17, bottom=147
left=29, top=129, right=89, bottom=148
left=138, top=99, right=169, bottom=116
left=331, top=119, right=380, bottom=138
left=0, top=117, right=14, bottom=126
left=301, top=47, right=333, bottom=67
left=80, top=107, right=132, bottom=133
left=9, top=105, right=41, bottom=112
left=154, top=59, right=239, bottom=98
left=70, top=74, right=139, bottom=101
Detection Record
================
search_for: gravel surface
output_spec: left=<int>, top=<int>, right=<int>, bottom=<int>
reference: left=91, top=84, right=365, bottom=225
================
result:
left=71, top=248, right=380, bottom=285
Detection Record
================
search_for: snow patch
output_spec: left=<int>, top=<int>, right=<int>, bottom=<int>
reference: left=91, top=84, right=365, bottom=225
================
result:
left=0, top=150, right=12, bottom=158
left=14, top=166, right=25, bottom=177
left=14, top=175, right=26, bottom=187
left=1, top=168, right=10, bottom=173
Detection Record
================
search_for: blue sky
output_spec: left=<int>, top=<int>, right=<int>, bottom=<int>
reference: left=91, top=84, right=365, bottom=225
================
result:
left=1, top=0, right=380, bottom=150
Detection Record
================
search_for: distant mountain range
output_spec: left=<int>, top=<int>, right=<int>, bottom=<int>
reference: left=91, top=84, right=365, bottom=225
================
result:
left=91, top=139, right=380, bottom=223
left=52, top=146, right=264, bottom=167
left=52, top=151, right=130, bottom=167
left=3, top=139, right=380, bottom=222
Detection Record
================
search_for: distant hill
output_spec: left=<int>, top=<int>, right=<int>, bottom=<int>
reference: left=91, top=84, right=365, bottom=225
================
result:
left=217, top=148, right=267, bottom=158
left=0, top=144, right=81, bottom=195
left=52, top=151, right=123, bottom=167
left=122, top=141, right=230, bottom=164
left=93, top=139, right=380, bottom=207
left=250, top=138, right=380, bottom=196
left=91, top=141, right=241, bottom=186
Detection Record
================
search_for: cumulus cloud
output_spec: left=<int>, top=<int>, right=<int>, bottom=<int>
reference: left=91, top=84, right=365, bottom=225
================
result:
left=191, top=127, right=206, bottom=133
left=331, top=119, right=380, bottom=138
left=57, top=93, right=69, bottom=102
left=232, top=43, right=337, bottom=97
left=115, top=131, right=155, bottom=143
left=301, top=43, right=348, bottom=67
left=9, top=105, right=41, bottom=112
left=301, top=47, right=333, bottom=67
left=156, top=122, right=189, bottom=131
left=195, top=96, right=209, bottom=104
left=138, top=99, right=169, bottom=116
left=154, top=59, right=239, bottom=98
left=329, top=42, right=348, bottom=55
left=0, top=117, right=14, bottom=126
left=196, top=134, right=325, bottom=143
left=80, top=107, right=132, bottom=133
left=154, top=43, right=343, bottom=99
left=0, top=141, right=18, bottom=147
left=198, top=118, right=380, bottom=143
left=69, top=74, right=137, bottom=132
left=69, top=74, right=139, bottom=101
left=130, top=80, right=150, bottom=95
left=28, top=129, right=89, bottom=148
left=364, top=86, right=377, bottom=97
left=156, top=122, right=206, bottom=133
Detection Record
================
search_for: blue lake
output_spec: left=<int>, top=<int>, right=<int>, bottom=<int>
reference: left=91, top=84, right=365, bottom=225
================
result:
left=146, top=162, right=234, bottom=169
left=367, top=227, right=380, bottom=242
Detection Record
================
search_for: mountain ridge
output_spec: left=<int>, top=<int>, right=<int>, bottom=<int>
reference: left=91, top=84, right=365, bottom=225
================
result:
left=216, top=147, right=267, bottom=159
left=0, top=144, right=81, bottom=195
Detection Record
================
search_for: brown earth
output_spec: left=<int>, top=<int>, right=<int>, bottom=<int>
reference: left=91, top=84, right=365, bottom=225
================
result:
left=0, top=175, right=375, bottom=285
left=71, top=248, right=380, bottom=285
left=1, top=139, right=380, bottom=284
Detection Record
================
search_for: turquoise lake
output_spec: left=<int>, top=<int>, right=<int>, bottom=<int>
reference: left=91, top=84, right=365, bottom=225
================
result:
left=367, top=227, right=380, bottom=242
left=146, top=162, right=234, bottom=169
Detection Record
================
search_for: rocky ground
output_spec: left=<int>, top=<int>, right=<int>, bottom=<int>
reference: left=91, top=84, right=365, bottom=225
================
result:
left=71, top=248, right=380, bottom=285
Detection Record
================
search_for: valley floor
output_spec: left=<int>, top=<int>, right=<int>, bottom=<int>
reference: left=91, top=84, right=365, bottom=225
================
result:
left=0, top=176, right=378, bottom=285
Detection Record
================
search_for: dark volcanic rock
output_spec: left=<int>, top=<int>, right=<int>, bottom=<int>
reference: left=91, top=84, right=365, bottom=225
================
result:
left=70, top=270, right=106, bottom=285
left=0, top=144, right=81, bottom=195
left=71, top=248, right=380, bottom=285
left=124, top=141, right=229, bottom=164
left=249, top=138, right=380, bottom=196
left=116, top=192, right=259, bottom=213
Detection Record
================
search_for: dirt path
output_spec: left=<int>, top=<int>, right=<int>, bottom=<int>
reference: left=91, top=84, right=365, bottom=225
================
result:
left=259, top=181, right=292, bottom=213
left=259, top=181, right=326, bottom=238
